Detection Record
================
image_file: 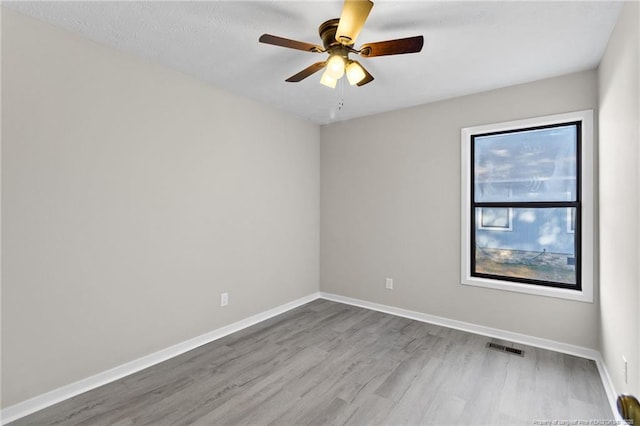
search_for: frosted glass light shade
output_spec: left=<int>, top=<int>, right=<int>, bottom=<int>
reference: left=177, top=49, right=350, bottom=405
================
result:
left=346, top=61, right=366, bottom=85
left=320, top=69, right=337, bottom=88
left=326, top=55, right=345, bottom=79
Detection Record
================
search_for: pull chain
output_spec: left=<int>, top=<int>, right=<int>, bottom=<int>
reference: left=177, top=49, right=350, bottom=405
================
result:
left=329, top=77, right=346, bottom=120
left=337, top=77, right=345, bottom=110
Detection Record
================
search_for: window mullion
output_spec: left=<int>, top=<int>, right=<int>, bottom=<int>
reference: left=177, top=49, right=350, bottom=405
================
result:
left=473, top=201, right=579, bottom=208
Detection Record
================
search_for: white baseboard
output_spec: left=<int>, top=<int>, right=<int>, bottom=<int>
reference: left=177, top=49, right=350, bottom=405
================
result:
left=593, top=353, right=625, bottom=422
left=319, top=291, right=622, bottom=420
left=0, top=292, right=320, bottom=425
left=320, top=292, right=599, bottom=358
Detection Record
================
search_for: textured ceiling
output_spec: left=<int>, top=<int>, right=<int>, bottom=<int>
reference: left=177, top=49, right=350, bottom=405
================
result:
left=5, top=1, right=623, bottom=124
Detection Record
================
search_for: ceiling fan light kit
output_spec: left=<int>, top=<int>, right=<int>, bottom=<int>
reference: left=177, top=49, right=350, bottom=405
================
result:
left=259, top=0, right=424, bottom=89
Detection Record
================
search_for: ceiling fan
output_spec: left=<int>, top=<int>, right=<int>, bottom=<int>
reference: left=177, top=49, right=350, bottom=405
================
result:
left=258, top=0, right=424, bottom=88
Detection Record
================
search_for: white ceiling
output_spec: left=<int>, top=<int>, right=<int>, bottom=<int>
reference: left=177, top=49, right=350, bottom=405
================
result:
left=5, top=1, right=623, bottom=124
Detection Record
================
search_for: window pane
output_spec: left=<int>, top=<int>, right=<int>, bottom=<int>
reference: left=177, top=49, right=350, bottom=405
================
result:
left=474, top=207, right=577, bottom=285
left=474, top=125, right=577, bottom=202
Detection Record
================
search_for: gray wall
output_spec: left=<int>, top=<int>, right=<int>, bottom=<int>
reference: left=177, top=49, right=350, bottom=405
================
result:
left=1, top=9, right=319, bottom=407
left=321, top=70, right=599, bottom=348
left=598, top=1, right=640, bottom=396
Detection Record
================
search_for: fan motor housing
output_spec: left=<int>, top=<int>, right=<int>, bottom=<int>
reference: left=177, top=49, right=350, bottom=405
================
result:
left=319, top=19, right=343, bottom=50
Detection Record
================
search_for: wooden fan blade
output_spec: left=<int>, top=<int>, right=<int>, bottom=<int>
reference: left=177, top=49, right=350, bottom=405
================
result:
left=259, top=34, right=324, bottom=53
left=360, top=35, right=424, bottom=57
left=353, top=61, right=374, bottom=86
left=336, top=0, right=374, bottom=45
left=285, top=62, right=327, bottom=82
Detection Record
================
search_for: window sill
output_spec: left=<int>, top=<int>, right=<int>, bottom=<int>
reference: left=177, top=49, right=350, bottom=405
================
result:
left=461, top=275, right=593, bottom=302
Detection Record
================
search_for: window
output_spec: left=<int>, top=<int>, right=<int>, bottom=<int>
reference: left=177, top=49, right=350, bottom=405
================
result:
left=567, top=208, right=576, bottom=234
left=478, top=207, right=513, bottom=231
left=461, top=110, right=594, bottom=302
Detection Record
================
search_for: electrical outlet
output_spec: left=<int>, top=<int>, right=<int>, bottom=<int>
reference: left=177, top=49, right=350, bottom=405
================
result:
left=623, top=356, right=628, bottom=384
left=221, top=292, right=229, bottom=307
left=385, top=278, right=393, bottom=290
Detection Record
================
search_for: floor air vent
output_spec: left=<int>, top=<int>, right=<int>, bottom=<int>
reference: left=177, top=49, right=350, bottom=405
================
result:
left=486, top=342, right=524, bottom=357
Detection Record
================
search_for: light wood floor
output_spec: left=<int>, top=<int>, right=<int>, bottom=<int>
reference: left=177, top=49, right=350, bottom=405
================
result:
left=10, top=299, right=613, bottom=425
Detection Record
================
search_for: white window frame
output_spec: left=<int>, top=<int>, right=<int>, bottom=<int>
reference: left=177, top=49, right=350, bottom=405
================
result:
left=477, top=207, right=513, bottom=231
left=461, top=110, right=594, bottom=302
left=567, top=207, right=576, bottom=234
